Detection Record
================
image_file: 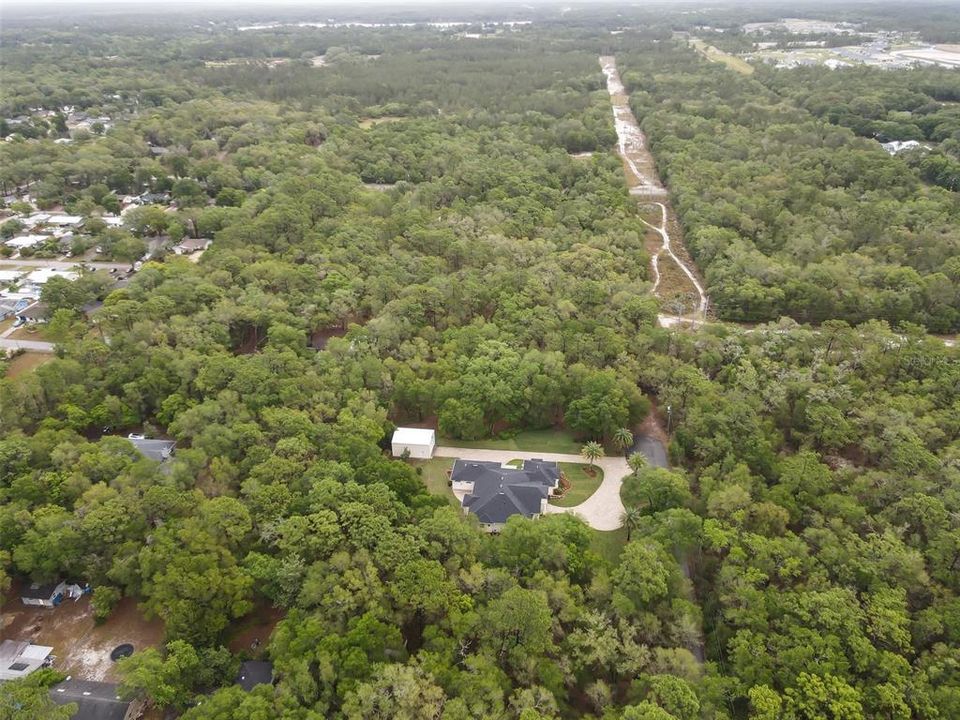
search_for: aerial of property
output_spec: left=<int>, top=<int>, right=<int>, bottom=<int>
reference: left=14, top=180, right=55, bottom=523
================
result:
left=1, top=0, right=959, bottom=718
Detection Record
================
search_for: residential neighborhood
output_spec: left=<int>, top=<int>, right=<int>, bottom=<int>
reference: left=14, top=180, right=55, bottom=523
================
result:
left=2, top=1, right=959, bottom=719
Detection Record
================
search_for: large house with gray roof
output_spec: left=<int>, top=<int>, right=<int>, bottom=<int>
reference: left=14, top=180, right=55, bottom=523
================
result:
left=451, top=458, right=561, bottom=531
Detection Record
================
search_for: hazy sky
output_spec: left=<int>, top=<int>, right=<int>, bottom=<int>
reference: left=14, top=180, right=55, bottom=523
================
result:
left=5, top=0, right=534, bottom=6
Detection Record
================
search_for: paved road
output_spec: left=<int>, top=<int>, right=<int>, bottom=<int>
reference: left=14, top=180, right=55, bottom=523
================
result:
left=0, top=259, right=132, bottom=271
left=629, top=433, right=668, bottom=468
left=435, top=446, right=631, bottom=531
left=0, top=338, right=55, bottom=353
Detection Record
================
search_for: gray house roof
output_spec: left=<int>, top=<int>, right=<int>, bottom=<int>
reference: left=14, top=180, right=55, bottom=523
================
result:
left=21, top=580, right=63, bottom=599
left=128, top=438, right=176, bottom=462
left=50, top=679, right=131, bottom=720
left=453, top=459, right=560, bottom=524
left=18, top=301, right=48, bottom=320
left=236, top=660, right=273, bottom=692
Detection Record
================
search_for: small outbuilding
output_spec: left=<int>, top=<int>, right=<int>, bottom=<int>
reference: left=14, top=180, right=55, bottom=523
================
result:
left=391, top=427, right=436, bottom=459
left=21, top=580, right=67, bottom=607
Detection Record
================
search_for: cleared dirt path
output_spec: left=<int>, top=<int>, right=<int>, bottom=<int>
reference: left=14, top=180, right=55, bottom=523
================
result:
left=599, top=56, right=708, bottom=322
left=599, top=56, right=665, bottom=194
left=639, top=202, right=708, bottom=318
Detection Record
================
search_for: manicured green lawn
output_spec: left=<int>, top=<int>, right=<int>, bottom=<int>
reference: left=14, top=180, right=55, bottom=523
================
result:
left=590, top=527, right=629, bottom=565
left=409, top=457, right=459, bottom=507
left=550, top=463, right=603, bottom=507
left=438, top=428, right=581, bottom=454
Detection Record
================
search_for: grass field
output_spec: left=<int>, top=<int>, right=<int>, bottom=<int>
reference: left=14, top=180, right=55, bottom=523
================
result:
left=551, top=463, right=603, bottom=507
left=409, top=457, right=459, bottom=507
left=691, top=39, right=755, bottom=75
left=590, top=527, right=629, bottom=565
left=4, top=352, right=51, bottom=378
left=438, top=428, right=581, bottom=454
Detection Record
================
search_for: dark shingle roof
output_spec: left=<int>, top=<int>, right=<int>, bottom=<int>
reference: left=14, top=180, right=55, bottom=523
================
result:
left=453, top=459, right=560, bottom=524
left=236, top=660, right=273, bottom=692
left=50, top=680, right=131, bottom=720
left=21, top=580, right=62, bottom=599
left=18, top=301, right=48, bottom=320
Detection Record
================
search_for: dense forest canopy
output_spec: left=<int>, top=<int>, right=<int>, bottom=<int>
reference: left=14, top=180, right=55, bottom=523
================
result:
left=620, top=41, right=960, bottom=331
left=1, top=3, right=959, bottom=720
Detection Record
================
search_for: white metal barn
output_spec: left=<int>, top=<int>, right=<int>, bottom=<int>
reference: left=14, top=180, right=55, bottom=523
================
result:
left=391, top=428, right=436, bottom=459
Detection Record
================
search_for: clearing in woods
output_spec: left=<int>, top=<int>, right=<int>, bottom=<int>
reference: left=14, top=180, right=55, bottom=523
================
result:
left=599, top=56, right=708, bottom=321
left=0, top=592, right=164, bottom=682
left=689, top=38, right=755, bottom=75
left=4, top=351, right=51, bottom=378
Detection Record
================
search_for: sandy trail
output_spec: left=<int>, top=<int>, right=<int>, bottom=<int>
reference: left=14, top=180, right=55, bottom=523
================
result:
left=599, top=56, right=708, bottom=321
left=599, top=56, right=664, bottom=192
left=639, top=202, right=708, bottom=317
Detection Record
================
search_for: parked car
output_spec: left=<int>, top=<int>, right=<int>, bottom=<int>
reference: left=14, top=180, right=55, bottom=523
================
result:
left=127, top=433, right=146, bottom=440
left=12, top=316, right=26, bottom=328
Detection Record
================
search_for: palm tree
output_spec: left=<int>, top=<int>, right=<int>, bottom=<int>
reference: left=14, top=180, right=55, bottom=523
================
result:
left=622, top=506, right=644, bottom=542
left=627, top=451, right=647, bottom=477
left=613, top=427, right=634, bottom=454
left=580, top=441, right=604, bottom=469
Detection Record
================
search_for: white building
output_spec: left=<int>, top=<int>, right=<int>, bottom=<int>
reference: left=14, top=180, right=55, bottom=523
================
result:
left=6, top=234, right=50, bottom=249
left=0, top=640, right=54, bottom=680
left=20, top=580, right=67, bottom=607
left=26, top=268, right=78, bottom=285
left=44, top=214, right=83, bottom=227
left=881, top=140, right=925, bottom=155
left=173, top=237, right=212, bottom=255
left=391, top=427, right=436, bottom=459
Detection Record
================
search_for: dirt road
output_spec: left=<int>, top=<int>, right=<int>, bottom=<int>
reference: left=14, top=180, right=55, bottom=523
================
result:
left=639, top=202, right=708, bottom=318
left=599, top=56, right=708, bottom=321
